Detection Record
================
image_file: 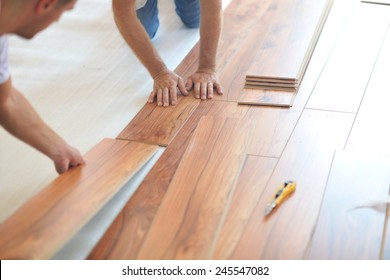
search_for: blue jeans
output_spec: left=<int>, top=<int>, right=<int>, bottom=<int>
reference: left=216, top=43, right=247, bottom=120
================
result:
left=137, top=0, right=200, bottom=39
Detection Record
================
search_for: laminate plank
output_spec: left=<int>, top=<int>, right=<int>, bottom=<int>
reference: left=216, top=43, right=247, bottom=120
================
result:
left=307, top=151, right=390, bottom=259
left=230, top=109, right=354, bottom=259
left=346, top=24, right=390, bottom=154
left=224, top=0, right=274, bottom=16
left=0, top=139, right=158, bottom=260
left=88, top=101, right=249, bottom=259
left=238, top=88, right=295, bottom=107
left=246, top=0, right=332, bottom=82
left=212, top=155, right=278, bottom=259
left=306, top=3, right=390, bottom=113
left=117, top=96, right=200, bottom=146
left=136, top=117, right=254, bottom=259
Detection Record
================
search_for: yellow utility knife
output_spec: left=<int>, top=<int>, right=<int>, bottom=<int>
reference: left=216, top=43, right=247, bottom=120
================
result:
left=264, top=181, right=296, bottom=216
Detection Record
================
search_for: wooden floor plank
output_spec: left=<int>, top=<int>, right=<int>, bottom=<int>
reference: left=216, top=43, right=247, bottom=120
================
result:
left=306, top=3, right=390, bottom=113
left=230, top=109, right=354, bottom=259
left=307, top=151, right=390, bottom=259
left=238, top=88, right=295, bottom=107
left=346, top=23, right=390, bottom=154
left=117, top=96, right=200, bottom=146
left=88, top=101, right=249, bottom=259
left=212, top=155, right=278, bottom=259
left=136, top=117, right=254, bottom=259
left=245, top=0, right=332, bottom=82
left=0, top=139, right=158, bottom=260
left=224, top=0, right=274, bottom=16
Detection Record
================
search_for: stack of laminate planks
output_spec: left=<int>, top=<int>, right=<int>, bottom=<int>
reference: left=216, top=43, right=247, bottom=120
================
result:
left=239, top=0, right=333, bottom=107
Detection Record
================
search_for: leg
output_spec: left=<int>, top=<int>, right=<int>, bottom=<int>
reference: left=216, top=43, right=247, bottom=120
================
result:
left=174, top=0, right=200, bottom=28
left=136, top=0, right=160, bottom=39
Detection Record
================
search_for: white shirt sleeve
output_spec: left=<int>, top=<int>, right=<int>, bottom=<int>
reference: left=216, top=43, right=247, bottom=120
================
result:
left=0, top=35, right=10, bottom=84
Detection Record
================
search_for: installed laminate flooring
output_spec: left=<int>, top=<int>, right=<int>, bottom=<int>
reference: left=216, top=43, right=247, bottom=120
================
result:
left=307, top=151, right=390, bottom=259
left=0, top=139, right=158, bottom=260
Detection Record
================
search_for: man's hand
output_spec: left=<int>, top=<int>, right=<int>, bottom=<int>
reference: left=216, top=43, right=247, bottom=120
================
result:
left=51, top=143, right=85, bottom=174
left=186, top=70, right=223, bottom=100
left=148, top=69, right=188, bottom=106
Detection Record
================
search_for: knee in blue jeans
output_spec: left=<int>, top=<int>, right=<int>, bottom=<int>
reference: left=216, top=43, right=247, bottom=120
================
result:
left=175, top=0, right=200, bottom=28
left=136, top=0, right=160, bottom=39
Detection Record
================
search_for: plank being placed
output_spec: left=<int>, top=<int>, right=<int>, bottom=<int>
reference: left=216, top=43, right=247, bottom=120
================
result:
left=136, top=117, right=254, bottom=259
left=230, top=109, right=354, bottom=259
left=238, top=88, right=295, bottom=107
left=307, top=3, right=390, bottom=113
left=88, top=101, right=249, bottom=259
left=0, top=139, right=158, bottom=260
left=307, top=151, right=390, bottom=259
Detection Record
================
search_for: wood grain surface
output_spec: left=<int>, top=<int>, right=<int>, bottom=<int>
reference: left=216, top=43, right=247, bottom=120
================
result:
left=238, top=88, right=295, bottom=107
left=307, top=151, right=390, bottom=259
left=88, top=101, right=249, bottom=259
left=307, top=3, right=390, bottom=113
left=212, top=155, right=278, bottom=259
left=136, top=117, right=254, bottom=259
left=0, top=139, right=158, bottom=259
left=245, top=0, right=332, bottom=81
left=229, top=109, right=354, bottom=259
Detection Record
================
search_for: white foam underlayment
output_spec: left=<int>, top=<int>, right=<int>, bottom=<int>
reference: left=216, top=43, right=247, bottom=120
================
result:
left=0, top=0, right=232, bottom=259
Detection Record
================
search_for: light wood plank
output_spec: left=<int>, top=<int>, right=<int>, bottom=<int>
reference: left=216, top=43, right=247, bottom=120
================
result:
left=230, top=109, right=354, bottom=259
left=346, top=23, right=390, bottom=154
left=224, top=0, right=274, bottom=16
left=88, top=101, right=249, bottom=259
left=307, top=3, right=390, bottom=112
left=136, top=117, right=254, bottom=259
left=238, top=88, right=295, bottom=107
left=212, top=155, right=278, bottom=259
left=307, top=151, right=390, bottom=259
left=0, top=139, right=158, bottom=260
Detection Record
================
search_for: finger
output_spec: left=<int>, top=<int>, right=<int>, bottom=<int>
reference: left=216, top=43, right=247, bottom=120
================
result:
left=185, top=77, right=193, bottom=91
left=170, top=86, right=177, bottom=105
left=178, top=78, right=188, bottom=96
left=163, top=87, right=169, bottom=107
left=148, top=90, right=157, bottom=103
left=55, top=160, right=69, bottom=174
left=194, top=82, right=201, bottom=99
left=207, top=82, right=214, bottom=99
left=215, top=81, right=223, bottom=95
left=201, top=82, right=207, bottom=100
left=157, top=89, right=163, bottom=106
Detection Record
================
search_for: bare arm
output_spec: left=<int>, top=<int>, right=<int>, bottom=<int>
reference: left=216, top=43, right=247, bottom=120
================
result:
left=112, top=0, right=188, bottom=106
left=0, top=78, right=84, bottom=173
left=186, top=0, right=223, bottom=99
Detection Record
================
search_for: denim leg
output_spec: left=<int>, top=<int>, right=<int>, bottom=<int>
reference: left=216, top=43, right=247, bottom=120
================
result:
left=174, top=0, right=200, bottom=28
left=136, top=0, right=160, bottom=39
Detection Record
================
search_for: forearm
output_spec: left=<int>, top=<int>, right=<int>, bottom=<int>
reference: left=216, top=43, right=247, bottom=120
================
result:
left=198, top=0, right=222, bottom=71
left=112, top=0, right=168, bottom=77
left=0, top=80, right=67, bottom=160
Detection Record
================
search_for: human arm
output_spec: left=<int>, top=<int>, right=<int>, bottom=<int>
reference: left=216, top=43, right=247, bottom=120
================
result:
left=186, top=0, right=223, bottom=100
left=0, top=78, right=84, bottom=174
left=112, top=0, right=188, bottom=106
